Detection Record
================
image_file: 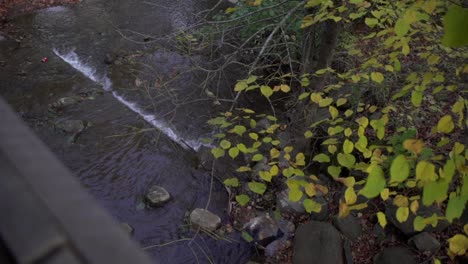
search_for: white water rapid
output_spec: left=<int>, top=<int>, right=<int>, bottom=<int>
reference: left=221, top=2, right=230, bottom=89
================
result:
left=53, top=48, right=205, bottom=151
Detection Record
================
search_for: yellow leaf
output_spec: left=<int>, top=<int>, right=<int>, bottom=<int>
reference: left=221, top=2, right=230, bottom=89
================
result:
left=343, top=139, right=354, bottom=154
left=338, top=202, right=349, bottom=217
left=337, top=98, right=347, bottom=106
left=310, top=93, right=323, bottom=103
left=329, top=106, right=339, bottom=120
left=356, top=117, right=369, bottom=128
left=344, top=128, right=352, bottom=137
left=393, top=195, right=409, bottom=207
left=270, top=165, right=279, bottom=176
left=416, top=161, right=437, bottom=184
left=377, top=211, right=387, bottom=228
left=380, top=188, right=390, bottom=201
left=305, top=183, right=316, bottom=197
left=436, top=115, right=455, bottom=133
left=410, top=200, right=419, bottom=214
left=319, top=97, right=334, bottom=107
left=403, top=139, right=424, bottom=154
left=345, top=187, right=357, bottom=205
left=280, top=84, right=290, bottom=93
left=328, top=145, right=337, bottom=154
left=396, top=206, right=410, bottom=223
left=448, top=234, right=468, bottom=256
left=371, top=72, right=384, bottom=83
left=270, top=148, right=280, bottom=159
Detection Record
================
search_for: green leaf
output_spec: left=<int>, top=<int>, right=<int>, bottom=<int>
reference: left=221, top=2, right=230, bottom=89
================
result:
left=259, top=171, right=272, bottom=182
left=236, top=194, right=250, bottom=206
left=229, top=147, right=239, bottom=159
left=303, top=198, right=322, bottom=213
left=319, top=97, right=334, bottom=107
left=377, top=212, right=387, bottom=228
left=246, top=75, right=257, bottom=84
left=329, top=106, right=339, bottom=120
left=327, top=166, right=342, bottom=179
left=396, top=207, right=409, bottom=223
left=260, top=85, right=273, bottom=98
left=423, top=180, right=449, bottom=206
left=234, top=81, right=248, bottom=92
left=442, top=5, right=468, bottom=47
left=359, top=165, right=386, bottom=198
left=416, top=161, right=437, bottom=184
left=411, top=90, right=423, bottom=107
left=343, top=139, right=354, bottom=154
left=446, top=192, right=467, bottom=222
left=395, top=17, right=410, bottom=37
left=241, top=230, right=253, bottom=242
left=211, top=148, right=225, bottom=159
left=220, top=139, right=231, bottom=149
left=249, top=132, right=259, bottom=141
left=288, top=188, right=303, bottom=202
left=390, top=155, right=410, bottom=183
left=252, top=154, right=264, bottom=162
left=248, top=182, right=267, bottom=195
left=436, top=115, right=454, bottom=133
left=345, top=187, right=357, bottom=205
left=283, top=167, right=295, bottom=178
left=224, top=178, right=239, bottom=187
left=313, top=153, right=330, bottom=163
left=413, top=216, right=427, bottom=231
left=337, top=153, right=356, bottom=168
left=365, top=17, right=379, bottom=27
left=371, top=72, right=384, bottom=83
left=304, top=130, right=313, bottom=138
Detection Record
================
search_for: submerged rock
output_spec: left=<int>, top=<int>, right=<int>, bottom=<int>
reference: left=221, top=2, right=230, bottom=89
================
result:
left=189, top=208, right=221, bottom=231
left=55, top=119, right=86, bottom=134
left=49, top=96, right=81, bottom=109
left=293, top=221, right=343, bottom=264
left=243, top=215, right=281, bottom=246
left=408, top=232, right=440, bottom=252
left=373, top=247, right=416, bottom=264
left=121, top=222, right=134, bottom=235
left=145, top=185, right=171, bottom=207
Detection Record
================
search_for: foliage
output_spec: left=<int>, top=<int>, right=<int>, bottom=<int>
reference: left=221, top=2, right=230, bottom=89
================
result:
left=204, top=0, right=467, bottom=261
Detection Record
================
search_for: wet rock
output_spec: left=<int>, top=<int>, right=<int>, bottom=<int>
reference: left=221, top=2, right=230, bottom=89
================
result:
left=373, top=223, right=386, bottom=242
left=49, top=96, right=81, bottom=109
left=243, top=215, right=281, bottom=246
left=293, top=221, right=343, bottom=264
left=343, top=240, right=353, bottom=264
left=386, top=204, right=449, bottom=235
left=56, top=120, right=86, bottom=133
left=373, top=247, right=416, bottom=264
left=0, top=33, right=20, bottom=52
left=333, top=215, right=362, bottom=241
left=190, top=208, right=221, bottom=231
left=145, top=185, right=171, bottom=207
left=408, top=232, right=440, bottom=252
left=121, top=222, right=134, bottom=235
left=265, top=240, right=285, bottom=257
left=309, top=196, right=329, bottom=221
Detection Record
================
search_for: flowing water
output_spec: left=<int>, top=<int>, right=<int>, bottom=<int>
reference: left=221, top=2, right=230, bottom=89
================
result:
left=0, top=1, right=250, bottom=263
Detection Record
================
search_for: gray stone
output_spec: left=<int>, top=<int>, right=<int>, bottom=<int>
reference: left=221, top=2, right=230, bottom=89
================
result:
left=189, top=208, right=221, bottom=231
left=56, top=120, right=86, bottom=134
left=277, top=188, right=328, bottom=220
left=293, top=221, right=343, bottom=264
left=333, top=215, right=362, bottom=241
left=49, top=96, right=81, bottom=109
left=277, top=189, right=305, bottom=214
left=120, top=222, right=134, bottom=235
left=145, top=185, right=171, bottom=207
left=386, top=204, right=449, bottom=235
left=373, top=247, right=416, bottom=264
left=265, top=240, right=283, bottom=257
left=243, top=215, right=280, bottom=246
left=408, top=232, right=440, bottom=252
left=343, top=239, right=353, bottom=264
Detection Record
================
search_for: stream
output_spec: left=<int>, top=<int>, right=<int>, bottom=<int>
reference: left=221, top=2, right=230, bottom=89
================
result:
left=0, top=1, right=250, bottom=263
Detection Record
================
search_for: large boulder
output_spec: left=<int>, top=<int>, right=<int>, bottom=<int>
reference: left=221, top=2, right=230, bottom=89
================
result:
left=293, top=221, right=343, bottom=264
left=386, top=203, right=449, bottom=236
left=373, top=247, right=416, bottom=264
left=189, top=208, right=221, bottom=231
left=243, top=215, right=281, bottom=246
left=145, top=185, right=171, bottom=207
left=408, top=232, right=440, bottom=252
left=333, top=215, right=362, bottom=241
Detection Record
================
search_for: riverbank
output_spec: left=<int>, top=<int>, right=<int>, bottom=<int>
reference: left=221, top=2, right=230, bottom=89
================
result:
left=0, top=0, right=79, bottom=22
